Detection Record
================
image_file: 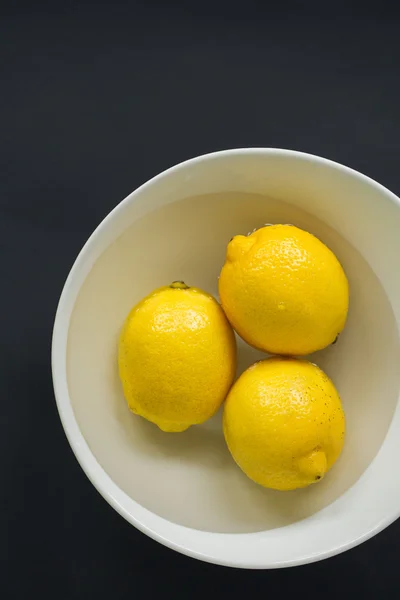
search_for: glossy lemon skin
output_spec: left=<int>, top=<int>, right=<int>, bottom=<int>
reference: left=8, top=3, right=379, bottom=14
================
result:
left=219, top=225, right=349, bottom=355
left=223, top=357, right=346, bottom=491
left=118, top=283, right=237, bottom=432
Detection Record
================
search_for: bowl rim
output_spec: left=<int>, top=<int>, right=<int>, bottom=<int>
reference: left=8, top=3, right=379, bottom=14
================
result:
left=52, top=147, right=400, bottom=569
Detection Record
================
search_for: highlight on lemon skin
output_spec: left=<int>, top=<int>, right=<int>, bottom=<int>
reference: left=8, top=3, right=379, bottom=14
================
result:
left=219, top=224, right=349, bottom=356
left=223, top=357, right=346, bottom=491
left=118, top=282, right=237, bottom=432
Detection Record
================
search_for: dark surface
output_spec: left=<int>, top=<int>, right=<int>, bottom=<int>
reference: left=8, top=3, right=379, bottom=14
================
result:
left=2, top=2, right=400, bottom=598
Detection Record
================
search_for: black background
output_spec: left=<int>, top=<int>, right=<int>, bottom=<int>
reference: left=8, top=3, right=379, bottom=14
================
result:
left=2, top=1, right=400, bottom=597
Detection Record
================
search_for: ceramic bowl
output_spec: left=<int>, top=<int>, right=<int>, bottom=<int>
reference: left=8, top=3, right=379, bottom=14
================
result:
left=52, top=149, right=400, bottom=568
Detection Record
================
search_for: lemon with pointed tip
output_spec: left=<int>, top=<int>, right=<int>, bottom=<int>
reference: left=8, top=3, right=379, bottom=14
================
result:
left=219, top=224, right=349, bottom=355
left=223, top=357, right=345, bottom=490
left=118, top=282, right=236, bottom=432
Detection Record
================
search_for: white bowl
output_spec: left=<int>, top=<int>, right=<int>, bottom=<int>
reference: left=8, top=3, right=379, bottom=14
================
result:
left=52, top=149, right=400, bottom=568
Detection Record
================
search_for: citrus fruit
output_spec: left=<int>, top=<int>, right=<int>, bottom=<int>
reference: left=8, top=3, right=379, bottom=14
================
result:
left=118, top=282, right=236, bottom=432
left=219, top=224, right=349, bottom=355
left=223, top=357, right=345, bottom=490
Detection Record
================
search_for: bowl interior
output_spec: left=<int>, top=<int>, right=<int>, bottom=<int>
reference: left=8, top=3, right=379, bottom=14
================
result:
left=67, top=187, right=400, bottom=534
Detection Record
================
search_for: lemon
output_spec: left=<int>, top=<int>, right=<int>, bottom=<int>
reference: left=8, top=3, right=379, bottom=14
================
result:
left=219, top=224, right=349, bottom=356
left=118, top=282, right=236, bottom=432
left=223, top=357, right=345, bottom=490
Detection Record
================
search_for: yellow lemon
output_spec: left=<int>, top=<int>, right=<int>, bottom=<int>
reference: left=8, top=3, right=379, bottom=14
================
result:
left=223, top=357, right=345, bottom=491
left=118, top=282, right=236, bottom=432
left=219, top=224, right=349, bottom=355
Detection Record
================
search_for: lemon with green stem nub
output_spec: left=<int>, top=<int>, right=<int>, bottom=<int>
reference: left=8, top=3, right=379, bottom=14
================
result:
left=118, top=282, right=237, bottom=432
